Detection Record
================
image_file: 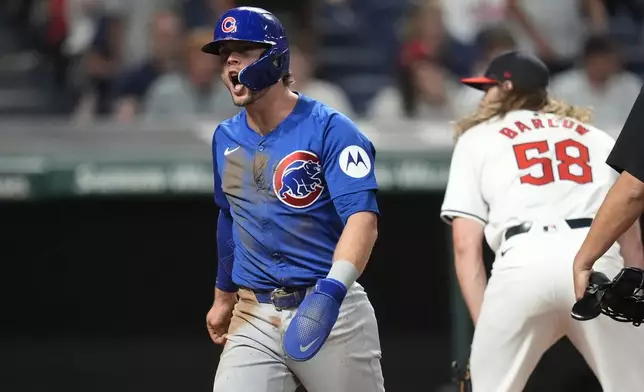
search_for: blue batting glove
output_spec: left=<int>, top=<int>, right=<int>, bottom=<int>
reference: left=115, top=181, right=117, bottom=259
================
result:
left=283, top=278, right=347, bottom=361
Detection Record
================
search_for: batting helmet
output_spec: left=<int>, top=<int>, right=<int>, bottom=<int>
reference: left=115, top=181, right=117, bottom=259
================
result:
left=201, top=7, right=290, bottom=92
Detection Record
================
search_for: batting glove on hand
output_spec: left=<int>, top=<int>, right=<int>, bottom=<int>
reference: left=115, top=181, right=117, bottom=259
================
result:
left=283, top=278, right=347, bottom=361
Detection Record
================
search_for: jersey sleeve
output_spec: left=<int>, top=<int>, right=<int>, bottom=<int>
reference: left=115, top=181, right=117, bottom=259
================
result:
left=215, top=208, right=237, bottom=292
left=212, top=127, right=230, bottom=210
left=321, top=113, right=379, bottom=199
left=212, top=127, right=236, bottom=291
left=440, top=135, right=488, bottom=226
left=607, top=85, right=644, bottom=183
left=332, top=189, right=379, bottom=224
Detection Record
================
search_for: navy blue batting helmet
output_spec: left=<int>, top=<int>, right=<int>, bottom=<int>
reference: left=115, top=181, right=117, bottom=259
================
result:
left=201, top=7, right=290, bottom=91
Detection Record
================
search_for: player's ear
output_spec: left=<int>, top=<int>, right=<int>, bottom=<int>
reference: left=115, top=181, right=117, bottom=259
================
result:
left=501, top=80, right=514, bottom=92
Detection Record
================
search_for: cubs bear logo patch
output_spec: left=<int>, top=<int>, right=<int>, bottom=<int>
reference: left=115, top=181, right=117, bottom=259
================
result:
left=273, top=151, right=324, bottom=208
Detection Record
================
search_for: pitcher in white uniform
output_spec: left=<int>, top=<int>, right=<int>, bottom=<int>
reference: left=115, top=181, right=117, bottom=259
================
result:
left=440, top=50, right=644, bottom=392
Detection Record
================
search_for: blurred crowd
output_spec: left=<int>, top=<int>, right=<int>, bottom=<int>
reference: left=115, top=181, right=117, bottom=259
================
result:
left=1, top=0, right=644, bottom=134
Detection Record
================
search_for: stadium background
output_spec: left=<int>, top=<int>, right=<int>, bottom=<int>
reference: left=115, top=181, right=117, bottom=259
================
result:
left=1, top=0, right=643, bottom=391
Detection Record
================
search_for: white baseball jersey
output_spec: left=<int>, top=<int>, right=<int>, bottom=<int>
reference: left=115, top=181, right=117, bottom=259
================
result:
left=440, top=109, right=618, bottom=253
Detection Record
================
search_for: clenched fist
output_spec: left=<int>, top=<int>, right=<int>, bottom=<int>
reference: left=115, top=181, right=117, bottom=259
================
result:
left=206, top=289, right=238, bottom=345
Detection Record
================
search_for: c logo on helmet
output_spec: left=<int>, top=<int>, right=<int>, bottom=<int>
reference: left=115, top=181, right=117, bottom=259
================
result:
left=221, top=16, right=237, bottom=33
left=273, top=151, right=324, bottom=209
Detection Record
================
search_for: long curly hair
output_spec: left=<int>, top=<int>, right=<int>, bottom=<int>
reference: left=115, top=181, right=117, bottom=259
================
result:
left=453, top=88, right=593, bottom=140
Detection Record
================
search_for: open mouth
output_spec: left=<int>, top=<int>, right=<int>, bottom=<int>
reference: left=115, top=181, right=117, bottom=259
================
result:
left=228, top=71, right=244, bottom=95
left=229, top=71, right=240, bottom=87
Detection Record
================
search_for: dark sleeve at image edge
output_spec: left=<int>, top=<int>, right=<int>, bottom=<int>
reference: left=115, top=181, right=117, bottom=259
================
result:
left=607, top=86, right=644, bottom=183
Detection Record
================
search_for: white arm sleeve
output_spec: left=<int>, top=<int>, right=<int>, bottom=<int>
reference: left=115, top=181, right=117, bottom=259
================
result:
left=440, top=135, right=488, bottom=226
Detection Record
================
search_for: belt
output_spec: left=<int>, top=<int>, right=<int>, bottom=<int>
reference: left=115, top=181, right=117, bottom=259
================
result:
left=251, top=287, right=308, bottom=311
left=504, top=218, right=593, bottom=241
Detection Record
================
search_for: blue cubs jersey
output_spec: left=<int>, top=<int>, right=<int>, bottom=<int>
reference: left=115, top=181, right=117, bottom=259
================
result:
left=212, top=94, right=379, bottom=290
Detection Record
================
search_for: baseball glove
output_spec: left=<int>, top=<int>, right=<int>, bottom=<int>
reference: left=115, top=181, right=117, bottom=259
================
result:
left=571, top=267, right=644, bottom=326
left=451, top=360, right=472, bottom=392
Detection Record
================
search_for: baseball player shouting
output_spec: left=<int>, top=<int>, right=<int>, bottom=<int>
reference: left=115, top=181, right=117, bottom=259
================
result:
left=440, top=50, right=644, bottom=392
left=202, top=7, right=385, bottom=392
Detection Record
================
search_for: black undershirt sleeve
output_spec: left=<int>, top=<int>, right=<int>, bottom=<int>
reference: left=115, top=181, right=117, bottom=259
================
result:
left=607, top=84, right=644, bottom=183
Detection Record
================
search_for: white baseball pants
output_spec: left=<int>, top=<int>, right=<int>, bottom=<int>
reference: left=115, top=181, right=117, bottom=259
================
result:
left=470, top=221, right=644, bottom=392
left=213, top=282, right=385, bottom=392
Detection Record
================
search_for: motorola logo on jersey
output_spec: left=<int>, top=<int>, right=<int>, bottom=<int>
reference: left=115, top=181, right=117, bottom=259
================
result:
left=221, top=16, right=237, bottom=33
left=273, top=150, right=324, bottom=208
left=339, top=145, right=371, bottom=178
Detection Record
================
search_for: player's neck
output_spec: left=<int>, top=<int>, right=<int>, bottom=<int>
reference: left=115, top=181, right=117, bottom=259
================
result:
left=246, top=87, right=299, bottom=136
